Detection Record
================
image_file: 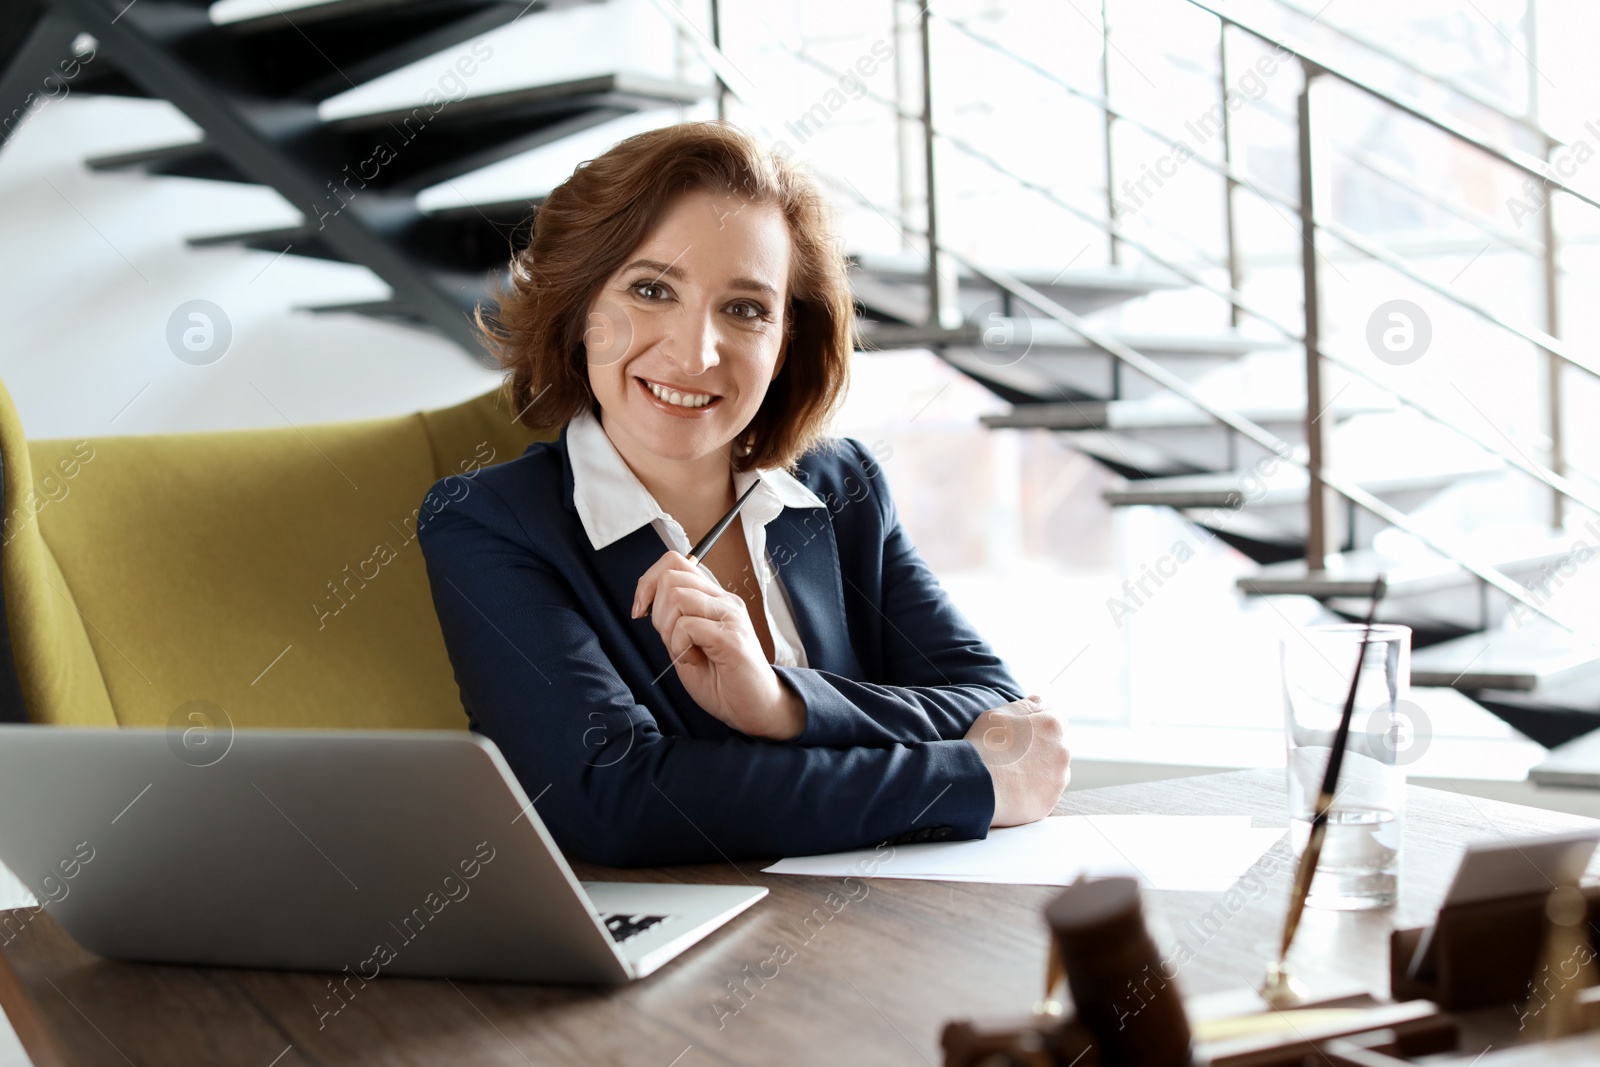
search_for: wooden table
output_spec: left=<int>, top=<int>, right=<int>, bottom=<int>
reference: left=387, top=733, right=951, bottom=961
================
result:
left=3, top=770, right=1598, bottom=1067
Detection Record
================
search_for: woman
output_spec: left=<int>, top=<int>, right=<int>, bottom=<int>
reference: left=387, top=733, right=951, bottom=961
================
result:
left=418, top=121, right=1070, bottom=867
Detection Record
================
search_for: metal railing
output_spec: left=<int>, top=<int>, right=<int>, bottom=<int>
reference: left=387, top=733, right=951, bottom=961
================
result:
left=768, top=6, right=1600, bottom=518
left=1188, top=0, right=1582, bottom=532
left=651, top=0, right=1590, bottom=632
left=943, top=0, right=1600, bottom=563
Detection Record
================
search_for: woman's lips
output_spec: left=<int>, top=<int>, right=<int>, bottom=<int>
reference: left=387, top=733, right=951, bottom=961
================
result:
left=636, top=376, right=723, bottom=417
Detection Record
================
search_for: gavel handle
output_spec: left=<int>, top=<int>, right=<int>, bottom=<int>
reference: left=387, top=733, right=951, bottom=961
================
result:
left=1045, top=941, right=1064, bottom=1001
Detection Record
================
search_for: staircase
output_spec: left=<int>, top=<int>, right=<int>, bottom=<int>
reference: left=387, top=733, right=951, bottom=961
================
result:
left=3, top=0, right=707, bottom=354
left=5, top=0, right=1600, bottom=746
left=832, top=0, right=1600, bottom=745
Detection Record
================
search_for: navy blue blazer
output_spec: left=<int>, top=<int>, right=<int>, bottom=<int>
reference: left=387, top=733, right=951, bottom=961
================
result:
left=417, top=419, right=1024, bottom=866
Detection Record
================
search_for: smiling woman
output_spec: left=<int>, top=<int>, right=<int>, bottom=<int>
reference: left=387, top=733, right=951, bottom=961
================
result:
left=481, top=121, right=850, bottom=475
left=417, top=121, right=1071, bottom=867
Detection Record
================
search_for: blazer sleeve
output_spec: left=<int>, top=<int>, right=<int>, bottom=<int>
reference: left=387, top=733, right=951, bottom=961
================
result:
left=775, top=438, right=1028, bottom=748
left=417, top=476, right=996, bottom=867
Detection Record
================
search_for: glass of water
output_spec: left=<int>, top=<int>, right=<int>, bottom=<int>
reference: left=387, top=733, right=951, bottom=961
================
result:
left=1281, top=624, right=1411, bottom=910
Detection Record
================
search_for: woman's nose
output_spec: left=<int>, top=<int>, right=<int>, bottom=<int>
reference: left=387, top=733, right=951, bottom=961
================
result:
left=664, top=308, right=720, bottom=376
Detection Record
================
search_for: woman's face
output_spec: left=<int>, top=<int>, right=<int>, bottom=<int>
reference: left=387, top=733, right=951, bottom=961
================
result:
left=585, top=187, right=792, bottom=465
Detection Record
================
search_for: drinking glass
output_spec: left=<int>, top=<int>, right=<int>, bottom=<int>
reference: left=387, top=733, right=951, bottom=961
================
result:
left=1280, top=624, right=1411, bottom=910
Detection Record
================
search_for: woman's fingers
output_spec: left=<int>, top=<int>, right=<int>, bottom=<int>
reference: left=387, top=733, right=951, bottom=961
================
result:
left=632, top=555, right=764, bottom=699
left=654, top=585, right=741, bottom=651
left=669, top=611, right=747, bottom=665
left=632, top=551, right=716, bottom=617
left=631, top=551, right=688, bottom=617
left=651, top=569, right=735, bottom=623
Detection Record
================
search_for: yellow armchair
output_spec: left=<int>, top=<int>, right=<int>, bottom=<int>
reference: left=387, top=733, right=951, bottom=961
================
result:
left=0, top=377, right=550, bottom=730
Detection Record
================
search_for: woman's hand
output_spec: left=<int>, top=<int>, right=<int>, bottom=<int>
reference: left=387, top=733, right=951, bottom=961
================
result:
left=632, top=550, right=805, bottom=740
left=963, top=694, right=1071, bottom=827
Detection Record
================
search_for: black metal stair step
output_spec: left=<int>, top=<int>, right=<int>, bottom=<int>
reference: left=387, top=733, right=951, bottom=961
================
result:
left=186, top=224, right=328, bottom=257
left=213, top=0, right=512, bottom=32
left=70, top=0, right=542, bottom=102
left=908, top=333, right=1280, bottom=411
left=1103, top=462, right=1499, bottom=509
left=421, top=194, right=542, bottom=219
left=321, top=71, right=707, bottom=192
left=303, top=298, right=431, bottom=325
left=185, top=194, right=538, bottom=271
left=1479, top=684, right=1600, bottom=752
left=326, top=71, right=705, bottom=130
left=1411, top=618, right=1600, bottom=693
left=300, top=261, right=488, bottom=321
left=213, top=0, right=537, bottom=103
left=86, top=139, right=251, bottom=183
left=52, top=65, right=147, bottom=98
left=1237, top=533, right=1579, bottom=601
left=979, top=398, right=1389, bottom=433
left=847, top=250, right=1184, bottom=323
left=1528, top=716, right=1600, bottom=782
left=186, top=220, right=525, bottom=275
left=298, top=294, right=482, bottom=330
left=978, top=400, right=1394, bottom=490
left=1099, top=460, right=1503, bottom=566
left=1050, top=431, right=1209, bottom=481
left=1235, top=531, right=1580, bottom=641
left=857, top=320, right=1276, bottom=357
left=84, top=73, right=705, bottom=192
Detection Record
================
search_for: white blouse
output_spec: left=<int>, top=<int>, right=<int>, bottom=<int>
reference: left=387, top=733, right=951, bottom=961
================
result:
left=565, top=405, right=824, bottom=668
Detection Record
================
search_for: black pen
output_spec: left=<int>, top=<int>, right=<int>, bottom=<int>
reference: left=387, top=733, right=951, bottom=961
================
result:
left=642, top=479, right=762, bottom=617
left=1263, top=572, right=1387, bottom=1005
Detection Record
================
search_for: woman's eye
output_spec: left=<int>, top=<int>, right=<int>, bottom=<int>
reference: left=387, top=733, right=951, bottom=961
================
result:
left=728, top=301, right=768, bottom=321
left=630, top=281, right=669, bottom=301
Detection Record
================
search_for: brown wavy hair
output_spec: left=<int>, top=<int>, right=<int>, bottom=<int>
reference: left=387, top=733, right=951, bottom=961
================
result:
left=475, top=120, right=855, bottom=474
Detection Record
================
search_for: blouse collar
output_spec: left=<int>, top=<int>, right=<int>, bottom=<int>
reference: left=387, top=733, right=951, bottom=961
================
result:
left=565, top=404, right=826, bottom=551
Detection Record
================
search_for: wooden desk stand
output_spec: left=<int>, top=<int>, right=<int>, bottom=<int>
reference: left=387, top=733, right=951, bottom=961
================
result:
left=1390, top=885, right=1600, bottom=1010
left=941, top=997, right=1457, bottom=1067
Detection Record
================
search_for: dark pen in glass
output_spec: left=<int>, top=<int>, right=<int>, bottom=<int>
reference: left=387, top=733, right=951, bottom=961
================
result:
left=1263, top=572, right=1388, bottom=1006
left=641, top=479, right=762, bottom=617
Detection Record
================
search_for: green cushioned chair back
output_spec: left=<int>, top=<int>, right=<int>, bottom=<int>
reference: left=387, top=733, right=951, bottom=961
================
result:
left=0, top=376, right=550, bottom=730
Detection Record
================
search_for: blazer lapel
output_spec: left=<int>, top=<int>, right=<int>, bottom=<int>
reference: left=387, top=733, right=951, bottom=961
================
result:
left=558, top=420, right=863, bottom=717
left=557, top=420, right=707, bottom=736
left=594, top=528, right=707, bottom=727
left=769, top=505, right=863, bottom=680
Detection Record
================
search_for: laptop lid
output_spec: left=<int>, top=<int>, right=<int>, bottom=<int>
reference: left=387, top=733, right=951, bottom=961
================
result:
left=0, top=725, right=633, bottom=985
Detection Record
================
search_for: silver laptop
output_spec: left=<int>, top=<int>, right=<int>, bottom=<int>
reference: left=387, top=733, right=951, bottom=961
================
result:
left=0, top=725, right=765, bottom=984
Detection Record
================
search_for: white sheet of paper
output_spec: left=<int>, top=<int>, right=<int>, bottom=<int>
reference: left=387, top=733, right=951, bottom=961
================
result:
left=762, top=815, right=1286, bottom=891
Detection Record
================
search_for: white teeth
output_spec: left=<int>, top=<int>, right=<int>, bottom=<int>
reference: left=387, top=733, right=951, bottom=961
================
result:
left=645, top=380, right=715, bottom=408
